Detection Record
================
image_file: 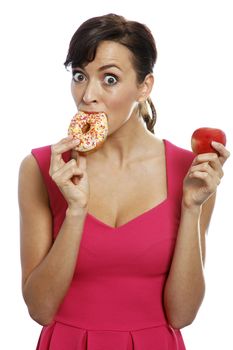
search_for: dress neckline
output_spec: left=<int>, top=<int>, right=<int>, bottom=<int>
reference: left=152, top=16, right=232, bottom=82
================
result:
left=87, top=139, right=170, bottom=230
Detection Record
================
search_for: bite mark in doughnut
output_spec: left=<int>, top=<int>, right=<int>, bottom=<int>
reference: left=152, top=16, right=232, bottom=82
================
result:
left=68, top=111, right=108, bottom=154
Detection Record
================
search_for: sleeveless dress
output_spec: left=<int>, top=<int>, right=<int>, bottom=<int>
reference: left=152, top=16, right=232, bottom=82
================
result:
left=31, top=139, right=195, bottom=350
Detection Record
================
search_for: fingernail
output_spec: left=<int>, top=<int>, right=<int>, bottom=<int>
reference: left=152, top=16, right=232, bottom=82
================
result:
left=211, top=141, right=219, bottom=146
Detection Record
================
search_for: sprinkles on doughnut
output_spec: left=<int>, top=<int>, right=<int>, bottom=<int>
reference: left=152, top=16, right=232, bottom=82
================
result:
left=68, top=110, right=108, bottom=154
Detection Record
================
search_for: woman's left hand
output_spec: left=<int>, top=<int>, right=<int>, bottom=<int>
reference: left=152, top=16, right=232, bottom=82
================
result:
left=183, top=141, right=230, bottom=208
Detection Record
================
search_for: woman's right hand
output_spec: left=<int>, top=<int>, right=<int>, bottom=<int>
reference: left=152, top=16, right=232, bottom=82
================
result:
left=49, top=136, right=90, bottom=212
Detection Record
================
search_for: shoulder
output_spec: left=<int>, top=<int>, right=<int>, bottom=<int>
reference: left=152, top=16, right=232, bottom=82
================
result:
left=18, top=152, right=50, bottom=207
left=31, top=145, right=52, bottom=167
left=165, top=139, right=194, bottom=159
left=20, top=145, right=51, bottom=166
left=19, top=146, right=50, bottom=181
left=165, top=139, right=195, bottom=162
left=31, top=144, right=52, bottom=155
left=164, top=139, right=195, bottom=176
left=19, top=145, right=52, bottom=189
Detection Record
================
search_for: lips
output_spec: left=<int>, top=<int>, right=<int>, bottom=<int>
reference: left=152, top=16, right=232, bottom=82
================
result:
left=79, top=109, right=106, bottom=114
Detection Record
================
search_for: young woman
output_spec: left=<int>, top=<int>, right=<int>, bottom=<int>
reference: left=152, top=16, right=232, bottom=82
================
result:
left=18, top=13, right=230, bottom=350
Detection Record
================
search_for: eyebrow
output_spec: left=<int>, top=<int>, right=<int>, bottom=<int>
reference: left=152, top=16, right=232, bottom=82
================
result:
left=72, top=64, right=122, bottom=72
left=98, top=64, right=122, bottom=72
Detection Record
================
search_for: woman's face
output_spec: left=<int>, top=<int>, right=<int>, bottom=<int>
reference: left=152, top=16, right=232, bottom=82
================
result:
left=70, top=41, right=147, bottom=135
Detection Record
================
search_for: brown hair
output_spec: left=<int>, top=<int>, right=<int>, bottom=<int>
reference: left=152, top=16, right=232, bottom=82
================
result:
left=64, top=13, right=158, bottom=134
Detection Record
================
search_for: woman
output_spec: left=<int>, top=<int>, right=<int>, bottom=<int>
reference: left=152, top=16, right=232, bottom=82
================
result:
left=18, top=13, right=230, bottom=350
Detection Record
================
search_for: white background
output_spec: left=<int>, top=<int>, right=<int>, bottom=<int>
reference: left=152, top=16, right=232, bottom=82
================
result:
left=0, top=0, right=232, bottom=349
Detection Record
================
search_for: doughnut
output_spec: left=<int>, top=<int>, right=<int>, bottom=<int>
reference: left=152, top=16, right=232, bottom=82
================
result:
left=68, top=110, right=108, bottom=154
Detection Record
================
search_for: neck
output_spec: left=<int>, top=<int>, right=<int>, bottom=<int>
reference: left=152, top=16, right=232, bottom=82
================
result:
left=94, top=112, right=154, bottom=169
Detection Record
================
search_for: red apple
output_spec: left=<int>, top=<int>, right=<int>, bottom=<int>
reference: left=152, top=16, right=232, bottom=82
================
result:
left=191, top=127, right=226, bottom=155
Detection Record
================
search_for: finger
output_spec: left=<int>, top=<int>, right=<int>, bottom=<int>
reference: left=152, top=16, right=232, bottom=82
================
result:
left=50, top=138, right=80, bottom=173
left=52, top=138, right=80, bottom=157
left=189, top=170, right=209, bottom=180
left=61, top=135, right=74, bottom=143
left=192, top=153, right=223, bottom=178
left=189, top=161, right=213, bottom=173
left=211, top=141, right=231, bottom=165
left=208, top=158, right=224, bottom=179
left=189, top=160, right=223, bottom=183
left=189, top=170, right=221, bottom=189
left=78, top=154, right=87, bottom=171
left=72, top=175, right=80, bottom=185
left=189, top=165, right=215, bottom=183
left=202, top=154, right=223, bottom=178
left=51, top=159, right=83, bottom=185
left=193, top=152, right=219, bottom=165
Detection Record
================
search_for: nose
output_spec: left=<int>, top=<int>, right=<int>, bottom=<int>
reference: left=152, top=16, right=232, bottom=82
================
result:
left=82, top=79, right=98, bottom=105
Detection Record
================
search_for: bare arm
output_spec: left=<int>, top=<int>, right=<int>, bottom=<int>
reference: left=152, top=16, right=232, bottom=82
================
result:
left=163, top=195, right=215, bottom=329
left=19, top=137, right=89, bottom=326
left=163, top=142, right=230, bottom=329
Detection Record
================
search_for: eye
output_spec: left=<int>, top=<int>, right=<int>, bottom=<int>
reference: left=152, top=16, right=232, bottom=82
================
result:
left=103, top=74, right=118, bottom=86
left=72, top=71, right=87, bottom=83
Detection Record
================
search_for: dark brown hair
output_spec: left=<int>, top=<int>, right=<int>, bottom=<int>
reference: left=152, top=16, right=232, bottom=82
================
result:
left=64, top=13, right=158, bottom=134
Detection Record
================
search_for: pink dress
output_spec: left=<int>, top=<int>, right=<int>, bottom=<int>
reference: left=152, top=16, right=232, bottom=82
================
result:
left=31, top=139, right=195, bottom=350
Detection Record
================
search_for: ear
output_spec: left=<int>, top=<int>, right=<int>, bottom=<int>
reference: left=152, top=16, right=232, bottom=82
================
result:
left=137, top=74, right=154, bottom=102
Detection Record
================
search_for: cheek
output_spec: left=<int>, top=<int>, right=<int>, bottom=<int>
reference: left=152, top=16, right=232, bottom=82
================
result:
left=105, top=88, right=138, bottom=132
left=71, top=83, right=76, bottom=101
left=71, top=83, right=82, bottom=104
left=106, top=87, right=138, bottom=112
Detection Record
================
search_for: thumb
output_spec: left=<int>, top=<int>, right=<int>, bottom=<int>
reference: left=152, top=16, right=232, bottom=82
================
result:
left=72, top=155, right=86, bottom=185
left=78, top=154, right=87, bottom=171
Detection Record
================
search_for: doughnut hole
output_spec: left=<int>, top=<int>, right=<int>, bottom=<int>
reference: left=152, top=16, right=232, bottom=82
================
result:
left=82, top=123, right=91, bottom=134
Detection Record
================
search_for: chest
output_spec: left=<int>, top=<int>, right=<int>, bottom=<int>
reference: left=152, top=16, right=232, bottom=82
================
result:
left=87, top=155, right=167, bottom=229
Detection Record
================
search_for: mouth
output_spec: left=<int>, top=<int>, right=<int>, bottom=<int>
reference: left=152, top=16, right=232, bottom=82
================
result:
left=79, top=109, right=106, bottom=115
